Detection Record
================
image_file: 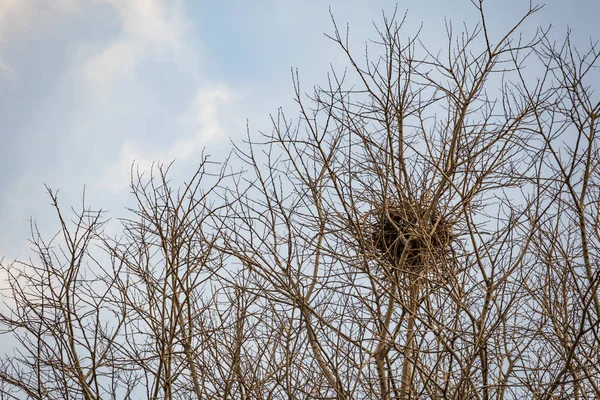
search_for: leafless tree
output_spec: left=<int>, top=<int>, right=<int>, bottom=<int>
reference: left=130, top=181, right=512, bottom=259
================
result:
left=1, top=1, right=599, bottom=399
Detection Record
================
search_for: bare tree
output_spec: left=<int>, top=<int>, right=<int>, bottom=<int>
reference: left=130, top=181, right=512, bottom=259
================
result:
left=1, top=1, right=599, bottom=399
left=0, top=188, right=125, bottom=399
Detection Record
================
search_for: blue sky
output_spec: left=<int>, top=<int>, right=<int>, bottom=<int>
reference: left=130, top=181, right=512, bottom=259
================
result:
left=0, top=0, right=598, bottom=262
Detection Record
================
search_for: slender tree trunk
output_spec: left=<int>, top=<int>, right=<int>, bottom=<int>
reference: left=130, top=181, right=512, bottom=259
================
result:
left=400, top=278, right=419, bottom=399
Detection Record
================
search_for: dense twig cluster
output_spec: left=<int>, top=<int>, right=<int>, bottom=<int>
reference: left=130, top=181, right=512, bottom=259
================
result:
left=370, top=197, right=454, bottom=277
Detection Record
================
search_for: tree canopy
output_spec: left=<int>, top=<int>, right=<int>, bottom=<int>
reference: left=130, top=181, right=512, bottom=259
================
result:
left=1, top=2, right=600, bottom=399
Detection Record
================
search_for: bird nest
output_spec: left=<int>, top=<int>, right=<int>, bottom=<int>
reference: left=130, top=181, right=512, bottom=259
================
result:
left=366, top=197, right=454, bottom=280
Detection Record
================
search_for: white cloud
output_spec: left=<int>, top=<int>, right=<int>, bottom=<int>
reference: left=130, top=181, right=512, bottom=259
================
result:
left=0, top=0, right=79, bottom=29
left=82, top=39, right=142, bottom=95
left=0, top=0, right=80, bottom=79
left=83, top=0, right=188, bottom=96
left=0, top=0, right=34, bottom=25
left=86, top=0, right=220, bottom=193
left=106, top=0, right=185, bottom=46
left=167, top=86, right=232, bottom=159
left=0, top=0, right=33, bottom=78
left=0, top=57, right=15, bottom=80
left=97, top=85, right=233, bottom=192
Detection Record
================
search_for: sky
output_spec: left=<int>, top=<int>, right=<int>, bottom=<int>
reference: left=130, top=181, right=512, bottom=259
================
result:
left=0, top=0, right=598, bottom=263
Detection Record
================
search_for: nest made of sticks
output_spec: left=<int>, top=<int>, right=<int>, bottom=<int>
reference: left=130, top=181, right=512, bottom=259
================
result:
left=368, top=197, right=454, bottom=278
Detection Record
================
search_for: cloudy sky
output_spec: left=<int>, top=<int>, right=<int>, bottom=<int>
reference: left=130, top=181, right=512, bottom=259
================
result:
left=0, top=0, right=598, bottom=262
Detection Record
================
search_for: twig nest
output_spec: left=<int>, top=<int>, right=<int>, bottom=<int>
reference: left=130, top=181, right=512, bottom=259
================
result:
left=369, top=197, right=454, bottom=278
